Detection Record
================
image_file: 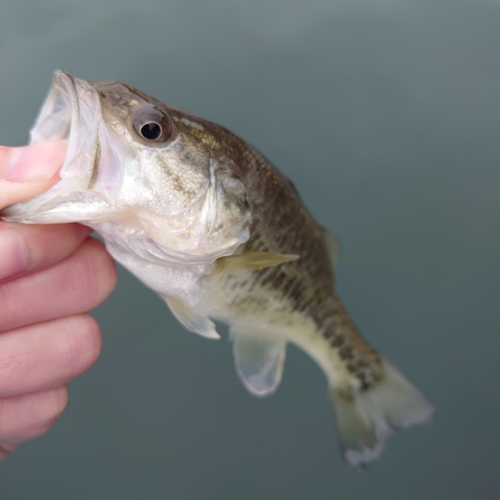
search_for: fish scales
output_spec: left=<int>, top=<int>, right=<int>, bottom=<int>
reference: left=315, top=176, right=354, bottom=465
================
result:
left=193, top=120, right=377, bottom=372
left=183, top=116, right=380, bottom=385
left=1, top=71, right=434, bottom=467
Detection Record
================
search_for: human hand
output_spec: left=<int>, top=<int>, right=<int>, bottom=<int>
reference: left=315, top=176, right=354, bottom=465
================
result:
left=0, top=141, right=117, bottom=458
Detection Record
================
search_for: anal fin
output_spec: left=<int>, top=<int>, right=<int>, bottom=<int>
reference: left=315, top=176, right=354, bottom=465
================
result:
left=231, top=326, right=287, bottom=397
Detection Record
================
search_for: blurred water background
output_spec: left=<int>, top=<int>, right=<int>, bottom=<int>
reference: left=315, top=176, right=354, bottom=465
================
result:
left=0, top=0, right=499, bottom=498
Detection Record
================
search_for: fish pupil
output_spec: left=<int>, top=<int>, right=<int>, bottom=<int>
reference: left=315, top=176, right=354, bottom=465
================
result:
left=140, top=122, right=162, bottom=140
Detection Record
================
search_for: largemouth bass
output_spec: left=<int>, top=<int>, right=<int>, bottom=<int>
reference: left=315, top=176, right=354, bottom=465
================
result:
left=1, top=71, right=434, bottom=466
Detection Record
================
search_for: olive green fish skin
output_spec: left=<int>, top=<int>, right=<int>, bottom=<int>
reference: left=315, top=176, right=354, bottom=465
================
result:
left=172, top=109, right=383, bottom=394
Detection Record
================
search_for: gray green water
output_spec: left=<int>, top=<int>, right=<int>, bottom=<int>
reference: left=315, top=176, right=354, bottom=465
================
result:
left=1, top=1, right=499, bottom=498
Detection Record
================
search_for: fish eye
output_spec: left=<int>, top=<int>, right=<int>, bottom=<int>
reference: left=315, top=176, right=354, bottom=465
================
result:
left=133, top=110, right=172, bottom=143
left=140, top=122, right=162, bottom=140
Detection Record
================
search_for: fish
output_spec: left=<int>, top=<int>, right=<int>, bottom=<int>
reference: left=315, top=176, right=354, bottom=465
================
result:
left=1, top=70, right=434, bottom=466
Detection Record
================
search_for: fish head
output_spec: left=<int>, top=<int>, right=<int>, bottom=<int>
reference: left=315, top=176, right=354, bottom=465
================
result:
left=2, top=70, right=251, bottom=264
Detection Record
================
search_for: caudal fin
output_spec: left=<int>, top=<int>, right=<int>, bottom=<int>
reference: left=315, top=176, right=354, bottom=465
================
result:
left=330, top=357, right=435, bottom=467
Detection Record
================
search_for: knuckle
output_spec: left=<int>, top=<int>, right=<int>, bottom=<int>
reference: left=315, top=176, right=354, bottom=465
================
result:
left=0, top=282, right=19, bottom=331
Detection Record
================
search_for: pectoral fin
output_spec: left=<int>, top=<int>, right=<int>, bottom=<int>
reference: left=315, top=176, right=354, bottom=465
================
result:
left=214, top=252, right=299, bottom=275
left=163, top=296, right=220, bottom=340
left=231, top=327, right=287, bottom=397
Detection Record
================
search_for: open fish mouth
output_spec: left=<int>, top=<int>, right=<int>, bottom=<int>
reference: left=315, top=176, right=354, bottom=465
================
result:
left=30, top=69, right=104, bottom=189
left=2, top=71, right=107, bottom=222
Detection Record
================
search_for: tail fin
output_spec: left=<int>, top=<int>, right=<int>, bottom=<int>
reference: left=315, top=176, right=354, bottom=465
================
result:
left=330, top=357, right=435, bottom=467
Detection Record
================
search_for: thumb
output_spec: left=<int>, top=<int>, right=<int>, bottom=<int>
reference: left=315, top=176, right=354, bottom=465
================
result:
left=0, top=141, right=66, bottom=211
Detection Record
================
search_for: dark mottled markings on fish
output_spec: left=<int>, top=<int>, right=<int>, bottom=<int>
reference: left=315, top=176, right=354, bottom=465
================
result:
left=167, top=103, right=385, bottom=388
left=198, top=99, right=388, bottom=390
left=330, top=333, right=344, bottom=347
left=339, top=345, right=354, bottom=360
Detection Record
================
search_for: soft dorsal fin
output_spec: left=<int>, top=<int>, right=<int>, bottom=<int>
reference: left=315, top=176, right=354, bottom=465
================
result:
left=213, top=252, right=299, bottom=276
left=319, top=226, right=339, bottom=267
left=231, top=326, right=287, bottom=397
left=163, top=296, right=220, bottom=339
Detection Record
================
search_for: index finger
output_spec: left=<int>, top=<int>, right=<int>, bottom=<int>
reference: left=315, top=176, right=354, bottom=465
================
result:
left=0, top=141, right=66, bottom=210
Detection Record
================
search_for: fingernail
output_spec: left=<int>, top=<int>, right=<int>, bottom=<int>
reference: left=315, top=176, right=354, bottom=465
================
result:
left=0, top=228, right=28, bottom=281
left=0, top=141, right=67, bottom=183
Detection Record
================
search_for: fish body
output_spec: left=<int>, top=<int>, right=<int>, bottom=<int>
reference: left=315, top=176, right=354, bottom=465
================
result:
left=2, top=71, right=434, bottom=466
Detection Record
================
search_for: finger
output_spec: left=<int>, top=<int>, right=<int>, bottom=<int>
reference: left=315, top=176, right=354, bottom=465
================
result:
left=0, top=141, right=66, bottom=210
left=0, top=237, right=117, bottom=332
left=0, top=386, right=68, bottom=443
left=0, top=315, right=101, bottom=398
left=0, top=222, right=91, bottom=283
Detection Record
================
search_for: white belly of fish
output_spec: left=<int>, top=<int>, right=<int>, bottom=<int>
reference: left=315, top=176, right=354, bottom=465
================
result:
left=90, top=220, right=212, bottom=306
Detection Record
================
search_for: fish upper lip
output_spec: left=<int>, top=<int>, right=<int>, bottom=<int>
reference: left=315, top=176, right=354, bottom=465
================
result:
left=26, top=69, right=81, bottom=167
left=53, top=69, right=78, bottom=106
left=30, top=69, right=99, bottom=148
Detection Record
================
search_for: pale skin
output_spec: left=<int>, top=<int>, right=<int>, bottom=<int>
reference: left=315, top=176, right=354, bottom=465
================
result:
left=0, top=141, right=117, bottom=458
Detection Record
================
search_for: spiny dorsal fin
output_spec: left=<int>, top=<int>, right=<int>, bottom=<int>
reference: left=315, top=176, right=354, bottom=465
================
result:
left=320, top=226, right=339, bottom=267
left=213, top=252, right=299, bottom=275
left=231, top=326, right=287, bottom=397
left=163, top=295, right=220, bottom=339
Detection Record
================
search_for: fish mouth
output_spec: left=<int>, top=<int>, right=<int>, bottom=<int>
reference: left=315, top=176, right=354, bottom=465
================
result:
left=30, top=69, right=102, bottom=182
left=2, top=70, right=107, bottom=222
